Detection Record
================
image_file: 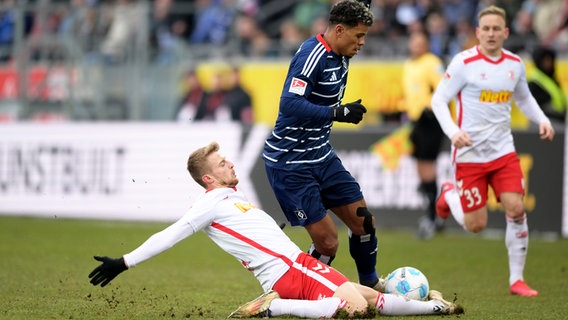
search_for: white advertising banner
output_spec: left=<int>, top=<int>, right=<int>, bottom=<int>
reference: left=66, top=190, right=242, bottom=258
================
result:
left=0, top=122, right=262, bottom=221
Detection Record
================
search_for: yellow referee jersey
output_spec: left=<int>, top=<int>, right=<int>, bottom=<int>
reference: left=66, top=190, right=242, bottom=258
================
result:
left=402, top=52, right=445, bottom=121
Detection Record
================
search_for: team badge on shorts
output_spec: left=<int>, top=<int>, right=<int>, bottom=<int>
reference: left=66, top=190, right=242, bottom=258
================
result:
left=294, top=209, right=307, bottom=221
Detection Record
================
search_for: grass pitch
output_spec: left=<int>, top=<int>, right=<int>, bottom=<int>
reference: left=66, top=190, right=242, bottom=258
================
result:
left=0, top=215, right=566, bottom=319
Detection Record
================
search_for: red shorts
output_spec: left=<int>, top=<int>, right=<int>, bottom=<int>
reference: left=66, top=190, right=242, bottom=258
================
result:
left=455, top=152, right=524, bottom=213
left=272, top=252, right=349, bottom=300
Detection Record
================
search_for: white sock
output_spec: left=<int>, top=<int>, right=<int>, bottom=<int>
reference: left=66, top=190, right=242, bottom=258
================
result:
left=505, top=214, right=529, bottom=285
left=445, top=189, right=465, bottom=228
left=376, top=293, right=445, bottom=316
left=269, top=297, right=343, bottom=318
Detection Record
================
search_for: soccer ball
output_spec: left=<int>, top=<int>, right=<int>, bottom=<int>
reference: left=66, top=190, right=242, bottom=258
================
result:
left=385, top=266, right=430, bottom=301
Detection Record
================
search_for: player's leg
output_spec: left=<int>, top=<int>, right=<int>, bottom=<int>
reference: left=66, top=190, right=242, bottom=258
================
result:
left=265, top=165, right=338, bottom=263
left=305, top=215, right=339, bottom=264
left=268, top=253, right=365, bottom=318
left=440, top=162, right=489, bottom=233
left=411, top=109, right=445, bottom=239
left=416, top=160, right=439, bottom=239
left=331, top=201, right=380, bottom=289
left=320, top=155, right=380, bottom=289
left=491, top=153, right=537, bottom=296
left=351, top=283, right=464, bottom=316
left=501, top=192, right=535, bottom=295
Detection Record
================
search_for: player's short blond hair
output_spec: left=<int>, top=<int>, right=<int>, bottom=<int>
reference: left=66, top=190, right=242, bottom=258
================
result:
left=477, top=5, right=507, bottom=25
left=187, top=142, right=219, bottom=188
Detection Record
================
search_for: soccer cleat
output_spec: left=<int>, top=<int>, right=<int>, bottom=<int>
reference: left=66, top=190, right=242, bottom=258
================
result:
left=435, top=181, right=454, bottom=219
left=228, top=290, right=280, bottom=318
left=373, top=276, right=387, bottom=293
left=417, top=216, right=436, bottom=240
left=510, top=280, right=538, bottom=297
left=428, top=290, right=464, bottom=315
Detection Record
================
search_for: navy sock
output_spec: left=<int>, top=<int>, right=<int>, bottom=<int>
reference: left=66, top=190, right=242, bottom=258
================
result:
left=349, top=232, right=378, bottom=287
left=420, top=180, right=438, bottom=221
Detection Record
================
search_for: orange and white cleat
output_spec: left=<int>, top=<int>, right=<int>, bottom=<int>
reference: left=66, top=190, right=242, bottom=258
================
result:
left=510, top=280, right=538, bottom=297
left=228, top=290, right=280, bottom=318
left=435, top=181, right=454, bottom=219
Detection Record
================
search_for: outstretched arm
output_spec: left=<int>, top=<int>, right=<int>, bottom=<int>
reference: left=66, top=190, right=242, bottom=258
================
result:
left=88, top=219, right=196, bottom=287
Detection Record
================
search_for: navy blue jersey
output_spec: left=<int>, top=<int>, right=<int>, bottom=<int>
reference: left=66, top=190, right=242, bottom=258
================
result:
left=263, top=34, right=349, bottom=169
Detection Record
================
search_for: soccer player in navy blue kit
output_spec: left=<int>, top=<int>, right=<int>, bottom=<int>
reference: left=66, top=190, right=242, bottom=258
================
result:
left=262, top=0, right=382, bottom=290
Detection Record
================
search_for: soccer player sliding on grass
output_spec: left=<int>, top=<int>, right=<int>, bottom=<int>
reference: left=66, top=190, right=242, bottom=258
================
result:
left=431, top=5, right=555, bottom=297
left=89, top=142, right=464, bottom=318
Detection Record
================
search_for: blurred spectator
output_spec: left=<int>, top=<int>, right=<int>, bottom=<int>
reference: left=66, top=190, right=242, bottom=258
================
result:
left=292, top=0, right=329, bottom=37
left=309, top=15, right=328, bottom=36
left=506, top=1, right=538, bottom=53
left=233, top=13, right=272, bottom=57
left=58, top=0, right=99, bottom=58
left=0, top=0, right=34, bottom=62
left=278, top=18, right=303, bottom=56
left=149, top=0, right=187, bottom=64
left=189, top=0, right=236, bottom=45
left=533, top=0, right=568, bottom=52
left=100, top=0, right=143, bottom=64
left=442, top=0, right=477, bottom=27
left=193, top=72, right=227, bottom=121
left=175, top=70, right=206, bottom=122
left=424, top=11, right=450, bottom=59
left=224, top=67, right=253, bottom=123
left=378, top=0, right=408, bottom=39
left=528, top=46, right=567, bottom=123
left=447, top=18, right=477, bottom=57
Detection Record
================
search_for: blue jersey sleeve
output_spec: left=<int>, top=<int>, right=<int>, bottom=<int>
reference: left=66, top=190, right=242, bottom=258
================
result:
left=279, top=42, right=333, bottom=121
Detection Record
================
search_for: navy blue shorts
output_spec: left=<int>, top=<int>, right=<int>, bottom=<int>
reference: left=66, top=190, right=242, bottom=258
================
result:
left=265, top=154, right=363, bottom=226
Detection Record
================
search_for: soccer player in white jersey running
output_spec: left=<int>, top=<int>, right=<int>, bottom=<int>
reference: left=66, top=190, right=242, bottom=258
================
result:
left=89, top=142, right=463, bottom=318
left=431, top=5, right=555, bottom=297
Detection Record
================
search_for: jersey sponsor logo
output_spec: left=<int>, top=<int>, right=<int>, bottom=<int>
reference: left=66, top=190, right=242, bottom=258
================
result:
left=479, top=90, right=512, bottom=103
left=234, top=202, right=256, bottom=213
left=289, top=77, right=307, bottom=96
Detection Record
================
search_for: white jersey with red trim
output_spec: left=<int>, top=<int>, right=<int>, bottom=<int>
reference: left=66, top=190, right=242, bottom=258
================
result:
left=431, top=46, right=549, bottom=163
left=123, top=187, right=302, bottom=291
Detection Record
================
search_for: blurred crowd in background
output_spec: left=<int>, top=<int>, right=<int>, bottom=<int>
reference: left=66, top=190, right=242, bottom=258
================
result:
left=1, top=0, right=567, bottom=65
left=0, top=0, right=567, bottom=122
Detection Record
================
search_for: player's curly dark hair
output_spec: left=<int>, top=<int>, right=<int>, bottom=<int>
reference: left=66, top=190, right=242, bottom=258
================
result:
left=329, top=0, right=374, bottom=27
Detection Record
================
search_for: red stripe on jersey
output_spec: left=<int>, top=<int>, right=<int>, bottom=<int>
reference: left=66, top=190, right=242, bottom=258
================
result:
left=502, top=52, right=521, bottom=62
left=210, top=222, right=294, bottom=266
left=453, top=92, right=464, bottom=164
left=316, top=33, right=332, bottom=52
left=464, top=46, right=521, bottom=65
left=463, top=54, right=484, bottom=64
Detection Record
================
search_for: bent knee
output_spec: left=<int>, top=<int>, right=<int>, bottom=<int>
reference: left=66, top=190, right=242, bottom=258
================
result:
left=314, top=239, right=339, bottom=256
left=465, top=222, right=486, bottom=233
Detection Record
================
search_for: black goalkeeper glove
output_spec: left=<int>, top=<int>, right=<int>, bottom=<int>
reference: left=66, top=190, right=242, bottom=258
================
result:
left=332, top=99, right=367, bottom=124
left=88, top=256, right=128, bottom=287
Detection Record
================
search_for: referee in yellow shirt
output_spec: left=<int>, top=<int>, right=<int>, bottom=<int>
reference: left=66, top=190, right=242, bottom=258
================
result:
left=402, top=31, right=446, bottom=239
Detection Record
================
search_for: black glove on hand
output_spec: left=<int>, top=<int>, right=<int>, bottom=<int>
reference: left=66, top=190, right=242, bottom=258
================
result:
left=332, top=99, right=367, bottom=124
left=88, top=256, right=128, bottom=287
